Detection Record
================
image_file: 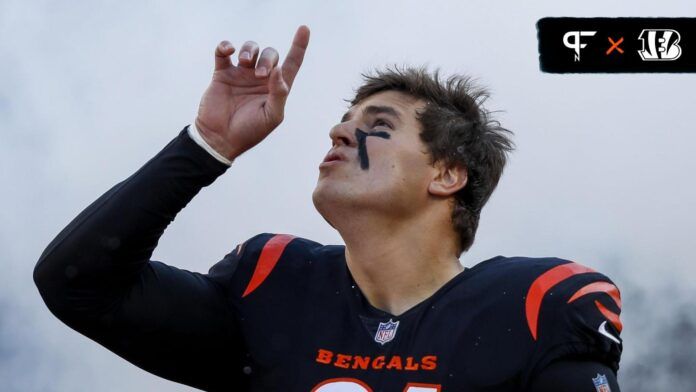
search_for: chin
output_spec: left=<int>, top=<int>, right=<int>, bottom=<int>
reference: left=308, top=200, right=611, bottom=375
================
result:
left=312, top=181, right=339, bottom=214
left=313, top=179, right=363, bottom=221
left=312, top=183, right=339, bottom=229
left=313, top=179, right=402, bottom=224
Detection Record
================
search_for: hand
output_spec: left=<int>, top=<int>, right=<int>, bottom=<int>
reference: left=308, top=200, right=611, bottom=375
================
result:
left=195, top=25, right=310, bottom=160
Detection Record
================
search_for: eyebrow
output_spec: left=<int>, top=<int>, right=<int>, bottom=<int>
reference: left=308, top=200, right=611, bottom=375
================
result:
left=341, top=105, right=402, bottom=124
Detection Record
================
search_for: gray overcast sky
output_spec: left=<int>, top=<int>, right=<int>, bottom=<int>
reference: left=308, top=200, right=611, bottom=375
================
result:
left=2, top=0, right=695, bottom=390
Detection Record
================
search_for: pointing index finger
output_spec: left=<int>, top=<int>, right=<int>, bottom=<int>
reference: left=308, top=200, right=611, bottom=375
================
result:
left=281, top=25, right=310, bottom=89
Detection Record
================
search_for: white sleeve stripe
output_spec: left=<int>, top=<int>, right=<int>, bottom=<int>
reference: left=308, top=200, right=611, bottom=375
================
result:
left=186, top=122, right=233, bottom=166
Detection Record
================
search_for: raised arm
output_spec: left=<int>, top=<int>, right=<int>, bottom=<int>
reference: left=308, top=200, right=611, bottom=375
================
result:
left=33, top=26, right=310, bottom=391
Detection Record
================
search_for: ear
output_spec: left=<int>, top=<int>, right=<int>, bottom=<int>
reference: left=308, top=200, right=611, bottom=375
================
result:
left=428, top=163, right=467, bottom=197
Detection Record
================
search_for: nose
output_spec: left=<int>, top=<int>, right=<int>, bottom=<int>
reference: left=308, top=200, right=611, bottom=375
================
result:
left=329, top=121, right=357, bottom=147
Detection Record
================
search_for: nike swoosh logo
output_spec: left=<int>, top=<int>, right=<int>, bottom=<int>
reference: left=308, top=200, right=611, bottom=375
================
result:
left=598, top=321, right=621, bottom=344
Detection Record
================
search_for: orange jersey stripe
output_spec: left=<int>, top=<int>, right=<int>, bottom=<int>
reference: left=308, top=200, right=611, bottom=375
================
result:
left=595, top=300, right=623, bottom=332
left=525, top=262, right=596, bottom=340
left=567, top=281, right=622, bottom=309
left=242, top=234, right=295, bottom=298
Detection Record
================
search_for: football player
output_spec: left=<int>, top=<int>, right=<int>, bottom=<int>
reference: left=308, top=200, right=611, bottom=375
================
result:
left=34, top=26, right=622, bottom=391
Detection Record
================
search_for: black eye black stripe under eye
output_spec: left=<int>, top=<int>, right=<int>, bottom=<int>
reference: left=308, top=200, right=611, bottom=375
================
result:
left=355, top=128, right=391, bottom=170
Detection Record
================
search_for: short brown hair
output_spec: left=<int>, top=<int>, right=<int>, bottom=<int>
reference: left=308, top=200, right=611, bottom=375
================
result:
left=352, top=67, right=514, bottom=254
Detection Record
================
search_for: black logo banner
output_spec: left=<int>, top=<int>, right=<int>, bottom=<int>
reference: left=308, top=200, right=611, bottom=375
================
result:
left=537, top=17, right=696, bottom=73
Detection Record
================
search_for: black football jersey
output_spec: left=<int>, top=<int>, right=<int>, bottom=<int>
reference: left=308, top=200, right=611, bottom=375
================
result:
left=207, top=233, right=623, bottom=391
left=34, top=128, right=622, bottom=392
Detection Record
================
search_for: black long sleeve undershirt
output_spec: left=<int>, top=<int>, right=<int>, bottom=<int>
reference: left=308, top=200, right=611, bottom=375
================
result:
left=530, top=359, right=620, bottom=391
left=33, top=128, right=248, bottom=391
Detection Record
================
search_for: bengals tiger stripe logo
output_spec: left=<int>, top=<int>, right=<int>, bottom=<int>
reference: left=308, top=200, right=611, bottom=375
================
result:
left=525, top=262, right=622, bottom=340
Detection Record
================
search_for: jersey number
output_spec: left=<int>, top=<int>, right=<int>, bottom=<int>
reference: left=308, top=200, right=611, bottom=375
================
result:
left=312, top=378, right=441, bottom=391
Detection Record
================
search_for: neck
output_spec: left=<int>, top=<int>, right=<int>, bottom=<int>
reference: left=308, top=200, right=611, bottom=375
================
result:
left=337, top=207, right=464, bottom=316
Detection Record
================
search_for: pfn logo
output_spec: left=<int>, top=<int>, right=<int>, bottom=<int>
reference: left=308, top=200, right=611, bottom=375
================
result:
left=563, top=31, right=597, bottom=61
left=638, top=29, right=682, bottom=61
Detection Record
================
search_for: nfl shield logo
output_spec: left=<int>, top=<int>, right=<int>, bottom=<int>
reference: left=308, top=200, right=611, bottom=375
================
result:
left=592, top=373, right=611, bottom=392
left=374, top=319, right=399, bottom=345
